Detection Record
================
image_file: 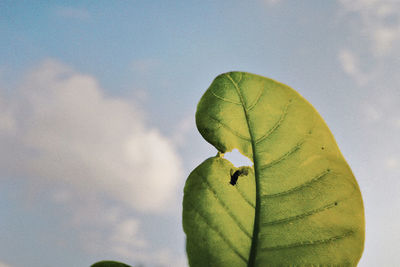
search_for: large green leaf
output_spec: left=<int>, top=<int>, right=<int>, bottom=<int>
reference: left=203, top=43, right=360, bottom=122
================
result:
left=183, top=72, right=364, bottom=266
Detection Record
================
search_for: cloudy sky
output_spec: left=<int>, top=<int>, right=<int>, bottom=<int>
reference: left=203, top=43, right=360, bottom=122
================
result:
left=1, top=1, right=399, bottom=266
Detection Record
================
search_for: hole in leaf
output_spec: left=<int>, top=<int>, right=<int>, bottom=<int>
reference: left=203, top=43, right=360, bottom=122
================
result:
left=224, top=149, right=253, bottom=167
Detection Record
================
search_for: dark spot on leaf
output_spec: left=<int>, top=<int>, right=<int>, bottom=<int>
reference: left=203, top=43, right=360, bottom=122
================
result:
left=230, top=168, right=249, bottom=186
left=334, top=202, right=338, bottom=206
left=230, top=171, right=240, bottom=185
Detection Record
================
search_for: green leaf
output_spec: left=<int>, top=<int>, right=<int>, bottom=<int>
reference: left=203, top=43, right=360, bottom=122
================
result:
left=91, top=261, right=131, bottom=267
left=183, top=72, right=364, bottom=266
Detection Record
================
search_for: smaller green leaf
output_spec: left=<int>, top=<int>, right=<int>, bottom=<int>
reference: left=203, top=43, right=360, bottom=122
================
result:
left=91, top=260, right=131, bottom=267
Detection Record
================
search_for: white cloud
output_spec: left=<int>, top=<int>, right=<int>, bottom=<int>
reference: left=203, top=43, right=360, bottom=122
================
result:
left=79, top=205, right=186, bottom=267
left=110, top=218, right=148, bottom=250
left=0, top=59, right=186, bottom=266
left=385, top=156, right=400, bottom=170
left=0, top=262, right=12, bottom=267
left=339, top=0, right=400, bottom=57
left=113, top=247, right=187, bottom=267
left=0, top=59, right=183, bottom=213
left=337, top=1, right=400, bottom=84
left=74, top=202, right=150, bottom=261
left=55, top=7, right=91, bottom=20
left=337, top=0, right=400, bottom=128
left=362, top=104, right=382, bottom=122
left=394, top=118, right=400, bottom=128
left=74, top=204, right=187, bottom=267
left=0, top=99, right=16, bottom=135
left=338, top=49, right=369, bottom=85
left=172, top=115, right=195, bottom=147
left=262, top=0, right=283, bottom=6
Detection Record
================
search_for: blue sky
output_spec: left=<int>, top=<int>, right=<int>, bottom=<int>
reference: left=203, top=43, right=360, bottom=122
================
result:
left=1, top=1, right=400, bottom=266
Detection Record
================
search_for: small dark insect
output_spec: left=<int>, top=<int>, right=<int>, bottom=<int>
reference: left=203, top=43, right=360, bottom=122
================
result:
left=230, top=168, right=249, bottom=186
left=230, top=170, right=241, bottom=185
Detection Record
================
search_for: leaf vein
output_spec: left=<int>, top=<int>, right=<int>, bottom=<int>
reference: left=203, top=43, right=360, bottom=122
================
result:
left=255, top=101, right=291, bottom=144
left=189, top=203, right=248, bottom=263
left=210, top=89, right=242, bottom=105
left=246, top=87, right=264, bottom=111
left=226, top=73, right=260, bottom=267
left=235, top=186, right=255, bottom=209
left=262, top=201, right=338, bottom=226
left=209, top=115, right=251, bottom=141
left=261, top=169, right=331, bottom=198
left=237, top=72, right=243, bottom=84
left=261, top=231, right=354, bottom=251
left=260, top=141, right=304, bottom=170
left=200, top=175, right=252, bottom=239
left=226, top=74, right=247, bottom=109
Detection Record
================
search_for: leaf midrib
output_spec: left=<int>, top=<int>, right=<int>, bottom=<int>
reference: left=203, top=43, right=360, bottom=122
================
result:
left=226, top=73, right=260, bottom=267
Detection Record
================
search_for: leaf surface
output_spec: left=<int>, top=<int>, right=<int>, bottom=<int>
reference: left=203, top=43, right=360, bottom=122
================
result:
left=183, top=72, right=364, bottom=266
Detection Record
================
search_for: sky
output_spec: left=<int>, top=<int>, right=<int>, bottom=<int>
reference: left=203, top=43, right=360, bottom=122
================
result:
left=0, top=0, right=399, bottom=266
